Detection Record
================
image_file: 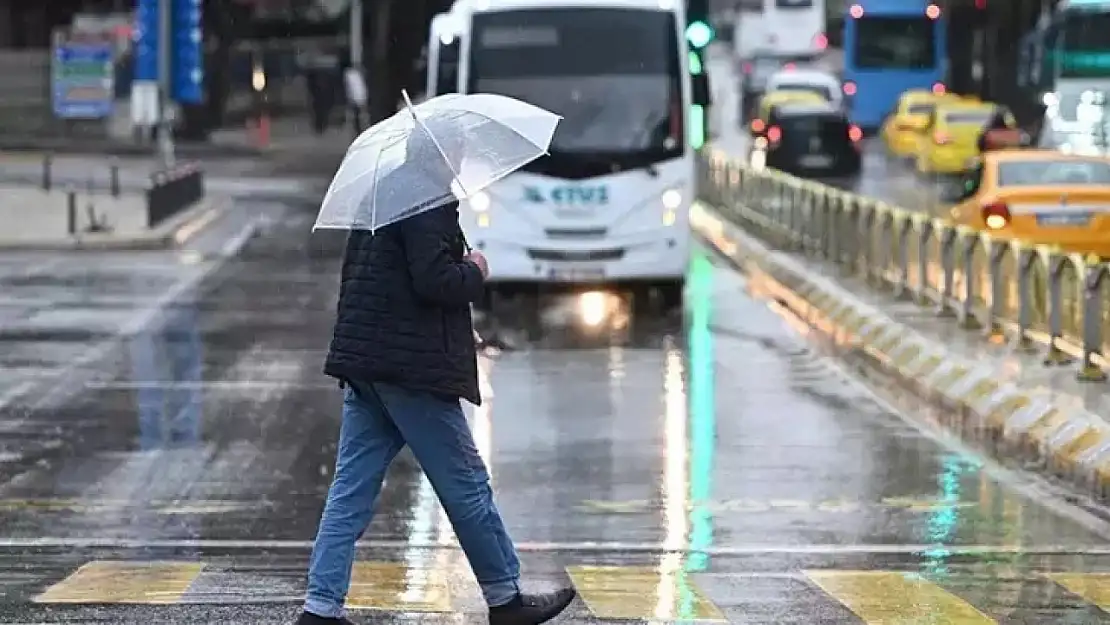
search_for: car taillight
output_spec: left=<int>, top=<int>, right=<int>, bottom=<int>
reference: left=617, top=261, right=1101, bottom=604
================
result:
left=932, top=82, right=946, bottom=95
left=849, top=125, right=863, bottom=142
left=767, top=126, right=782, bottom=143
left=751, top=119, right=765, bottom=133
left=783, top=63, right=796, bottom=71
left=933, top=131, right=951, bottom=144
left=982, top=202, right=1010, bottom=229
left=843, top=81, right=857, bottom=95
left=815, top=33, right=827, bottom=49
left=742, top=62, right=752, bottom=74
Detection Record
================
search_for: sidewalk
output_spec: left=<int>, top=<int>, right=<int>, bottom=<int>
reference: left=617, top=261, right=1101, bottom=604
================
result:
left=0, top=116, right=346, bottom=195
left=0, top=189, right=229, bottom=252
left=0, top=115, right=348, bottom=162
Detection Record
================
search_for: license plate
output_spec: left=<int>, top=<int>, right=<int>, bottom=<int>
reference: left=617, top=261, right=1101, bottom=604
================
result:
left=551, top=265, right=605, bottom=280
left=555, top=208, right=593, bottom=218
left=800, top=155, right=833, bottom=167
left=1036, top=212, right=1091, bottom=226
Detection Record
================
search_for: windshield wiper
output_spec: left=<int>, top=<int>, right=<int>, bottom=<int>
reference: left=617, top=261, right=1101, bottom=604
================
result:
left=628, top=113, right=670, bottom=177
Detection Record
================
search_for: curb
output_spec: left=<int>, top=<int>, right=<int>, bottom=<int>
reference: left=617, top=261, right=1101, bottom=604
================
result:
left=691, top=201, right=1110, bottom=498
left=0, top=196, right=232, bottom=252
left=0, top=139, right=264, bottom=159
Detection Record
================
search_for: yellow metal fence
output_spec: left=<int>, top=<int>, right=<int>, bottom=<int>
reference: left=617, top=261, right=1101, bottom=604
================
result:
left=698, top=148, right=1110, bottom=381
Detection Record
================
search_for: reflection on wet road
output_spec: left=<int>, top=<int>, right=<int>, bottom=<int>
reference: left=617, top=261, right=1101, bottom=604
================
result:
left=2, top=206, right=1110, bottom=622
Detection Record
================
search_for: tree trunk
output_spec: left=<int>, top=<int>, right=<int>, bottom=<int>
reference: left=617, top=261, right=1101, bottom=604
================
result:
left=367, top=0, right=395, bottom=123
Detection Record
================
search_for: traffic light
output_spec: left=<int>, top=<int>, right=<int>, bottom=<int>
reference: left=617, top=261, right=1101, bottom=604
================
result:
left=686, top=0, right=714, bottom=49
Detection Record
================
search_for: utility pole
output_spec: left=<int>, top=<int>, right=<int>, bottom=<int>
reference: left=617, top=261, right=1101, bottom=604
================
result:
left=347, top=0, right=367, bottom=133
left=157, top=0, right=175, bottom=169
left=350, top=0, right=363, bottom=68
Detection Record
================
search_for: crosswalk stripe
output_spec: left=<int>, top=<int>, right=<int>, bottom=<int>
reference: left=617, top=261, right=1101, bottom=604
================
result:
left=566, top=565, right=726, bottom=621
left=346, top=561, right=453, bottom=612
left=1046, top=572, right=1110, bottom=611
left=803, top=570, right=996, bottom=623
left=33, top=561, right=204, bottom=604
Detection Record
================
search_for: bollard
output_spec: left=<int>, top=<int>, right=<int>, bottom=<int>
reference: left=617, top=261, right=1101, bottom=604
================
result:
left=42, top=154, right=52, bottom=191
left=66, top=191, right=77, bottom=235
left=109, top=161, right=120, bottom=197
left=254, top=112, right=271, bottom=149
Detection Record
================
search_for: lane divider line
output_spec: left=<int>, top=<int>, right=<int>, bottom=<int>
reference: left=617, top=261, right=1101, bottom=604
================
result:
left=3, top=537, right=1110, bottom=554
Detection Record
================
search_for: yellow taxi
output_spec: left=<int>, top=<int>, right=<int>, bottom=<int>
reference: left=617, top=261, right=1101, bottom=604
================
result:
left=749, top=90, right=825, bottom=136
left=880, top=90, right=954, bottom=156
left=914, top=103, right=1017, bottom=175
left=947, top=150, right=1110, bottom=256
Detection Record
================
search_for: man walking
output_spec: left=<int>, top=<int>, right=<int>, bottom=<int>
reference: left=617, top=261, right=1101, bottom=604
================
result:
left=297, top=194, right=577, bottom=624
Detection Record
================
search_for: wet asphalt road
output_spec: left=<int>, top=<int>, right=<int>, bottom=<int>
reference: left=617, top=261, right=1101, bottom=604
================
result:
left=707, top=54, right=949, bottom=217
left=2, top=196, right=1110, bottom=623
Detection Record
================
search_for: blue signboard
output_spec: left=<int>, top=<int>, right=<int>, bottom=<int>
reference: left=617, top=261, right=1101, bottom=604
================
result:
left=52, top=40, right=115, bottom=119
left=133, top=0, right=159, bottom=81
left=171, top=0, right=204, bottom=103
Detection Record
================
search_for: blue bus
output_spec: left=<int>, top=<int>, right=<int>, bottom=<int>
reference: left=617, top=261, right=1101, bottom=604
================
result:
left=841, top=0, right=947, bottom=130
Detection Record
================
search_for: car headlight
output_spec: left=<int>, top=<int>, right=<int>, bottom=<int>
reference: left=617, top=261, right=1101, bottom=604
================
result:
left=661, top=188, right=682, bottom=209
left=468, top=191, right=490, bottom=212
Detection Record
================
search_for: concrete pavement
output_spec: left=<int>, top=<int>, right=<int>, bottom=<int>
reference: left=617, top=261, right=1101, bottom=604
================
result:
left=1, top=200, right=1110, bottom=622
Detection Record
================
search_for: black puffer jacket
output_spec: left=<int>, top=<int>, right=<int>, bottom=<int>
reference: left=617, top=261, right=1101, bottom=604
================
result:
left=324, top=201, right=485, bottom=405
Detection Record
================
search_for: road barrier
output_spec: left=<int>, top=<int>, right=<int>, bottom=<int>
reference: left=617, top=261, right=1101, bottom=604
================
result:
left=147, top=164, right=205, bottom=228
left=698, top=148, right=1110, bottom=381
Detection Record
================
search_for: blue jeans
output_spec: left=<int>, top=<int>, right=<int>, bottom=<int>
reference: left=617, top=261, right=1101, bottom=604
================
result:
left=304, top=381, right=521, bottom=618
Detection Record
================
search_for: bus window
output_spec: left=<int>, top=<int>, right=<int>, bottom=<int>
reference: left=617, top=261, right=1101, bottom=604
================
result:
left=852, top=17, right=936, bottom=70
left=469, top=7, right=684, bottom=165
left=736, top=0, right=762, bottom=12
left=775, top=0, right=813, bottom=7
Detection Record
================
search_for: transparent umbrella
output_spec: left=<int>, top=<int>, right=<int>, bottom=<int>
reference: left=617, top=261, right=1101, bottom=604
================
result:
left=313, top=90, right=561, bottom=232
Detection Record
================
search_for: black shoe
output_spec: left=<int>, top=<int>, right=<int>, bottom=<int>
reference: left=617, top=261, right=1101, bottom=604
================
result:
left=489, top=588, right=577, bottom=625
left=294, top=612, right=356, bottom=625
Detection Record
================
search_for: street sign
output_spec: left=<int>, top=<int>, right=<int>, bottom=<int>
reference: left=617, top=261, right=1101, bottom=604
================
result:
left=133, top=0, right=159, bottom=81
left=52, top=32, right=116, bottom=119
left=170, top=0, right=203, bottom=103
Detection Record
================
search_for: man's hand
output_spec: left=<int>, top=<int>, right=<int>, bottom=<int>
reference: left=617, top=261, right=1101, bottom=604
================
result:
left=466, top=251, right=489, bottom=278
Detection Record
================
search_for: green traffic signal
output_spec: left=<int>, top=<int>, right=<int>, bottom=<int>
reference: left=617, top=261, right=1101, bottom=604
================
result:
left=685, top=20, right=713, bottom=49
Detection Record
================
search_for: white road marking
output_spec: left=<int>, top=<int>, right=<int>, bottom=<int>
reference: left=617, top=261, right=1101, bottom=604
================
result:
left=0, top=537, right=1101, bottom=555
left=84, top=381, right=332, bottom=391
